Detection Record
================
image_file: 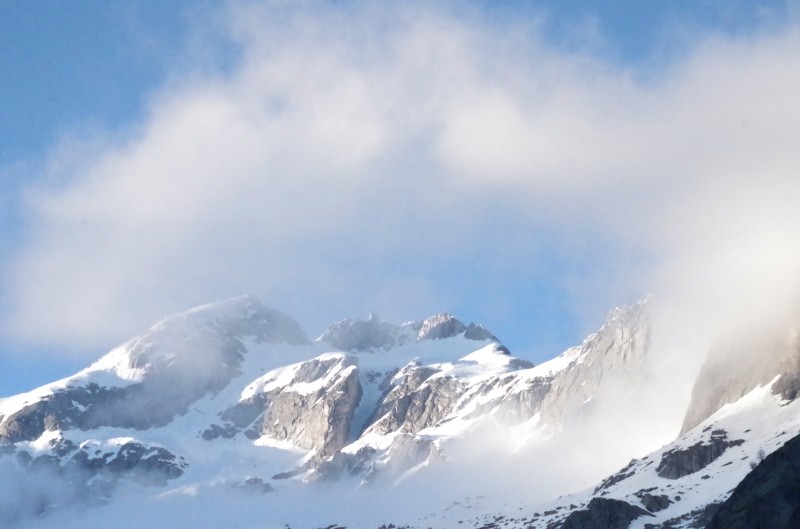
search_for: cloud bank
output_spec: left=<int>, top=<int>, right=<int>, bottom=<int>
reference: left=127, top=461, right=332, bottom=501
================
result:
left=3, top=2, right=800, bottom=365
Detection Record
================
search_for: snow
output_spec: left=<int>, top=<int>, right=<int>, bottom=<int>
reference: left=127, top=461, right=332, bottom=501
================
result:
left=525, top=345, right=583, bottom=377
left=577, top=378, right=800, bottom=529
left=7, top=295, right=796, bottom=529
left=25, top=429, right=63, bottom=453
left=241, top=353, right=354, bottom=399
left=81, top=344, right=150, bottom=384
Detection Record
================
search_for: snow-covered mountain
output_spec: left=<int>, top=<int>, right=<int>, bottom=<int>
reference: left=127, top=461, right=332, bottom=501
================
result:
left=1, top=295, right=798, bottom=528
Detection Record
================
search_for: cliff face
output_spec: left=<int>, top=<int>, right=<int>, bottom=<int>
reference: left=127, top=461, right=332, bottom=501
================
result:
left=706, top=431, right=800, bottom=529
left=206, top=353, right=362, bottom=459
left=539, top=302, right=650, bottom=428
left=681, top=325, right=800, bottom=434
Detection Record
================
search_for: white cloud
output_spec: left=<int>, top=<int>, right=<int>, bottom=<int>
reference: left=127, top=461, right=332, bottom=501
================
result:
left=3, top=2, right=800, bottom=366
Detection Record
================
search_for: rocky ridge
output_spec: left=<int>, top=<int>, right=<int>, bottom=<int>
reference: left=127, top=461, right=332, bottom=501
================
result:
left=12, top=295, right=793, bottom=529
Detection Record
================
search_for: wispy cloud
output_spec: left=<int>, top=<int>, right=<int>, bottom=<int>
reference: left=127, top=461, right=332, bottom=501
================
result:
left=3, top=2, right=799, bottom=365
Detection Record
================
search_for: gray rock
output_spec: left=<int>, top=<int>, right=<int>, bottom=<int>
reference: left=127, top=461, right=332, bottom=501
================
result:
left=559, top=498, right=653, bottom=529
left=462, top=372, right=549, bottom=423
left=706, top=432, right=800, bottom=529
left=309, top=446, right=378, bottom=482
left=362, top=364, right=464, bottom=436
left=681, top=323, right=800, bottom=434
left=594, top=459, right=640, bottom=493
left=644, top=503, right=721, bottom=529
left=363, top=433, right=443, bottom=484
left=540, top=301, right=651, bottom=428
left=1, top=436, right=185, bottom=525
left=235, top=477, right=274, bottom=494
left=417, top=313, right=467, bottom=341
left=464, top=323, right=497, bottom=341
left=634, top=490, right=672, bottom=513
left=317, top=314, right=414, bottom=352
left=656, top=429, right=744, bottom=480
left=208, top=354, right=362, bottom=459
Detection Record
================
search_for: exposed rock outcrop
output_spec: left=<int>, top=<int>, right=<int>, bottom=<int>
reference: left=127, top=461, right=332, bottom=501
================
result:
left=363, top=364, right=464, bottom=436
left=317, top=315, right=416, bottom=352
left=310, top=433, right=442, bottom=484
left=559, top=498, right=652, bottom=529
left=13, top=437, right=185, bottom=487
left=706, top=431, right=800, bottom=529
left=363, top=433, right=443, bottom=484
left=656, top=429, right=744, bottom=480
left=464, top=322, right=497, bottom=341
left=0, top=435, right=185, bottom=526
left=362, top=363, right=443, bottom=436
left=634, top=489, right=672, bottom=513
left=206, top=354, right=362, bottom=459
left=462, top=371, right=549, bottom=423
left=540, top=301, right=651, bottom=427
left=417, top=313, right=467, bottom=341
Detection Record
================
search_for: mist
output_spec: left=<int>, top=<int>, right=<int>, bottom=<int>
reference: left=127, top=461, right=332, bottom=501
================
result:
left=1, top=2, right=799, bottom=425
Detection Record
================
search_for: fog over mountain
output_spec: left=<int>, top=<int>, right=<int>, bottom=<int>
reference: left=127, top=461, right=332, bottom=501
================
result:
left=3, top=1, right=800, bottom=371
left=2, top=2, right=800, bottom=528
left=0, top=294, right=798, bottom=528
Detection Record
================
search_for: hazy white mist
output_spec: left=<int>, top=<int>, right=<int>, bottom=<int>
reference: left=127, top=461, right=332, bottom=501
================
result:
left=3, top=2, right=799, bottom=372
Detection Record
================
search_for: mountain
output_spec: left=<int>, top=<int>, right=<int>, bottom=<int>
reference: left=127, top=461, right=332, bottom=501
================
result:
left=470, top=314, right=800, bottom=529
left=1, top=295, right=798, bottom=528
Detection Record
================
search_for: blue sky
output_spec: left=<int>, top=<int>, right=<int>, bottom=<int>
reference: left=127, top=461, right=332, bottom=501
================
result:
left=2, top=0, right=800, bottom=397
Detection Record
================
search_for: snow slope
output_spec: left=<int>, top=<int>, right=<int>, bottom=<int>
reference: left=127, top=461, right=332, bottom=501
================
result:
left=4, top=295, right=795, bottom=529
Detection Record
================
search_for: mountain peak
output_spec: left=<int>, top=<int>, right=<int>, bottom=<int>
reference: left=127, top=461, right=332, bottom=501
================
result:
left=316, top=315, right=414, bottom=352
left=317, top=311, right=500, bottom=352
left=416, top=312, right=498, bottom=343
left=416, top=312, right=467, bottom=341
left=179, top=294, right=310, bottom=346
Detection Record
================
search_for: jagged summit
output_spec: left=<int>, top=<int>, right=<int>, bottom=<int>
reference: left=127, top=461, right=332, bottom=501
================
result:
left=316, top=314, right=417, bottom=352
left=317, top=311, right=500, bottom=352
left=414, top=312, right=498, bottom=342
left=417, top=312, right=466, bottom=341
left=6, top=294, right=800, bottom=529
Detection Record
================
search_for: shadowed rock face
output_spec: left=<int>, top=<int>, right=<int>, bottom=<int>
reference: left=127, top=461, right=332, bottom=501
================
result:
left=706, top=431, right=800, bottom=529
left=464, top=322, right=496, bottom=341
left=559, top=498, right=652, bottom=529
left=635, top=490, right=672, bottom=513
left=656, top=429, right=744, bottom=480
